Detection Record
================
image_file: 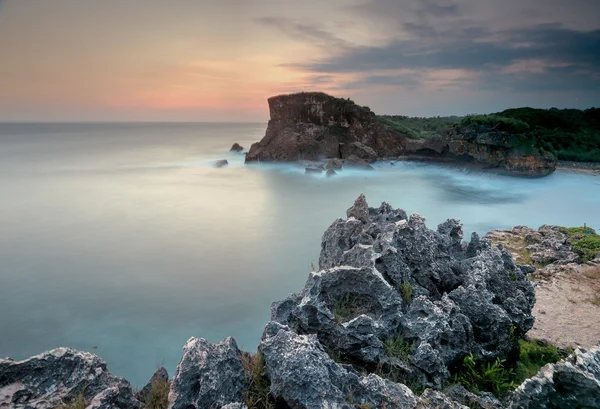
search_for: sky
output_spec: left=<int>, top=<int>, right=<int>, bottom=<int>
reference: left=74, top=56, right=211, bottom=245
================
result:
left=0, top=0, right=599, bottom=121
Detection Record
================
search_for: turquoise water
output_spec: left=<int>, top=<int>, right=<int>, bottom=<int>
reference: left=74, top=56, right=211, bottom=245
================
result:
left=1, top=122, right=599, bottom=386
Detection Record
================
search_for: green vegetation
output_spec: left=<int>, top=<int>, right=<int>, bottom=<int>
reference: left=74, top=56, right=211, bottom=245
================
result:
left=559, top=226, right=600, bottom=262
left=241, top=352, right=275, bottom=409
left=499, top=107, right=600, bottom=162
left=514, top=339, right=565, bottom=384
left=384, top=335, right=412, bottom=361
left=145, top=380, right=170, bottom=409
left=461, top=114, right=530, bottom=134
left=452, top=338, right=568, bottom=398
left=54, top=392, right=86, bottom=409
left=401, top=281, right=413, bottom=306
left=378, top=106, right=600, bottom=162
left=452, top=354, right=516, bottom=397
left=377, top=115, right=460, bottom=139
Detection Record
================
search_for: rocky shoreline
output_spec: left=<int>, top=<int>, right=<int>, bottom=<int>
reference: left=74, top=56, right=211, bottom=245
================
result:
left=244, top=92, right=557, bottom=177
left=2, top=196, right=600, bottom=409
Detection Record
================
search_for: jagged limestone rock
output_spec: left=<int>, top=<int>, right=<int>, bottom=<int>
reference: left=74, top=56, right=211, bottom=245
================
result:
left=0, top=348, right=141, bottom=409
left=271, top=194, right=535, bottom=387
left=509, top=346, right=600, bottom=409
left=168, top=337, right=247, bottom=409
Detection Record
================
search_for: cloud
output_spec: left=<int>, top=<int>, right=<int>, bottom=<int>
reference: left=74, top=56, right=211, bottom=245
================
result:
left=273, top=22, right=600, bottom=94
left=255, top=17, right=352, bottom=50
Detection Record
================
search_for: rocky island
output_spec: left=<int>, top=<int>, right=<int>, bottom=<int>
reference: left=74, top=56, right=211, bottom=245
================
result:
left=2, top=195, right=599, bottom=409
left=245, top=93, right=557, bottom=176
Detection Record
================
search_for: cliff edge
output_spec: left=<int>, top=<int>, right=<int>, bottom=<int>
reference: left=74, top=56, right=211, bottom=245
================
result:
left=246, top=92, right=557, bottom=176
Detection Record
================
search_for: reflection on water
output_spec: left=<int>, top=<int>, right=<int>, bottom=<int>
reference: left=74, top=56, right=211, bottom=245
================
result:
left=1, top=123, right=599, bottom=385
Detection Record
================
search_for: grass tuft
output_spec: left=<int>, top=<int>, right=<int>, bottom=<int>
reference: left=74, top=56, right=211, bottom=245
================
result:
left=384, top=335, right=412, bottom=362
left=241, top=352, right=275, bottom=409
left=145, top=380, right=170, bottom=409
left=452, top=338, right=568, bottom=398
left=514, top=339, right=563, bottom=383
left=401, top=281, right=413, bottom=306
left=452, top=354, right=516, bottom=397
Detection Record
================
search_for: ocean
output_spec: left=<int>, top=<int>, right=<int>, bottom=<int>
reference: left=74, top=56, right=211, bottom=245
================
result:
left=1, top=122, right=599, bottom=386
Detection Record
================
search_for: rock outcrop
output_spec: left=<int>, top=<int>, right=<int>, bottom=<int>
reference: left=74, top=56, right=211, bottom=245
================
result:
left=260, top=322, right=418, bottom=409
left=0, top=348, right=141, bottom=409
left=169, top=337, right=248, bottom=409
left=230, top=143, right=244, bottom=152
left=270, top=194, right=536, bottom=389
left=509, top=346, right=600, bottom=409
left=484, top=225, right=583, bottom=280
left=245, top=92, right=556, bottom=176
left=405, top=125, right=557, bottom=176
left=245, top=92, right=408, bottom=163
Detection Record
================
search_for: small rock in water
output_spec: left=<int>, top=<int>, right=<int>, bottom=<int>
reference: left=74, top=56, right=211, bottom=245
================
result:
left=326, top=169, right=337, bottom=177
left=229, top=143, right=244, bottom=152
left=305, top=167, right=323, bottom=174
left=214, top=159, right=229, bottom=168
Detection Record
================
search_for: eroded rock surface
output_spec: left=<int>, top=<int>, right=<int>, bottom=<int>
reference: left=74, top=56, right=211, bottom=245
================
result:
left=260, top=322, right=418, bottom=409
left=509, top=346, right=600, bottom=409
left=168, top=337, right=247, bottom=409
left=270, top=194, right=535, bottom=388
left=245, top=92, right=408, bottom=163
left=0, top=348, right=141, bottom=409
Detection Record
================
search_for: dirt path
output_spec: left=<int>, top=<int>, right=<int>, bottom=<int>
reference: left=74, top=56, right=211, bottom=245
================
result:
left=528, top=267, right=600, bottom=349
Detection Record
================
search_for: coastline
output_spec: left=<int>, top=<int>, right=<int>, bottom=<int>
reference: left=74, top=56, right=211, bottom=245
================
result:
left=556, top=160, right=600, bottom=175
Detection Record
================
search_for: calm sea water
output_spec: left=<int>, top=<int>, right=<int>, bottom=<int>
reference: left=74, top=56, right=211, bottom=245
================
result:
left=1, top=122, right=599, bottom=386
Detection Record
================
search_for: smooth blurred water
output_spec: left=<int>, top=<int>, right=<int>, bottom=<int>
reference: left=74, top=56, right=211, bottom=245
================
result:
left=1, top=122, right=599, bottom=386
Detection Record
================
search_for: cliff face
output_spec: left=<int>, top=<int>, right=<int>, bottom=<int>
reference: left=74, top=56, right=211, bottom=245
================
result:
left=246, top=92, right=557, bottom=176
left=405, top=125, right=557, bottom=176
left=245, top=92, right=408, bottom=162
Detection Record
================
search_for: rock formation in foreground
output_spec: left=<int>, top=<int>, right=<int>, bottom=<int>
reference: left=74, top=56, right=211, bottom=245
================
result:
left=245, top=92, right=556, bottom=176
left=2, top=196, right=599, bottom=409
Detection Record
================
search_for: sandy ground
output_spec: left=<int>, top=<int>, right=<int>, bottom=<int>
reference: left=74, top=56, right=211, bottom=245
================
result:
left=528, top=267, right=600, bottom=349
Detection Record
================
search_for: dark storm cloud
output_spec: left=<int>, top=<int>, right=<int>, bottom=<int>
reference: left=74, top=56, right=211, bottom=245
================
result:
left=257, top=0, right=600, bottom=98
left=294, top=25, right=600, bottom=73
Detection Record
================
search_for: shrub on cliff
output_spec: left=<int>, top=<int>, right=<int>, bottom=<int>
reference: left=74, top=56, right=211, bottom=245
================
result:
left=560, top=226, right=600, bottom=262
left=461, top=114, right=531, bottom=134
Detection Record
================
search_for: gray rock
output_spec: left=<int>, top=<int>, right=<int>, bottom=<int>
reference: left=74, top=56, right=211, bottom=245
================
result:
left=326, top=169, right=337, bottom=177
left=509, top=346, right=600, bottom=409
left=214, top=159, right=229, bottom=168
left=169, top=337, right=247, bottom=409
left=443, top=384, right=504, bottom=409
left=416, top=389, right=470, bottom=409
left=221, top=404, right=248, bottom=409
left=230, top=143, right=244, bottom=152
left=260, top=322, right=417, bottom=409
left=136, top=366, right=168, bottom=403
left=272, top=194, right=535, bottom=387
left=0, top=348, right=141, bottom=409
